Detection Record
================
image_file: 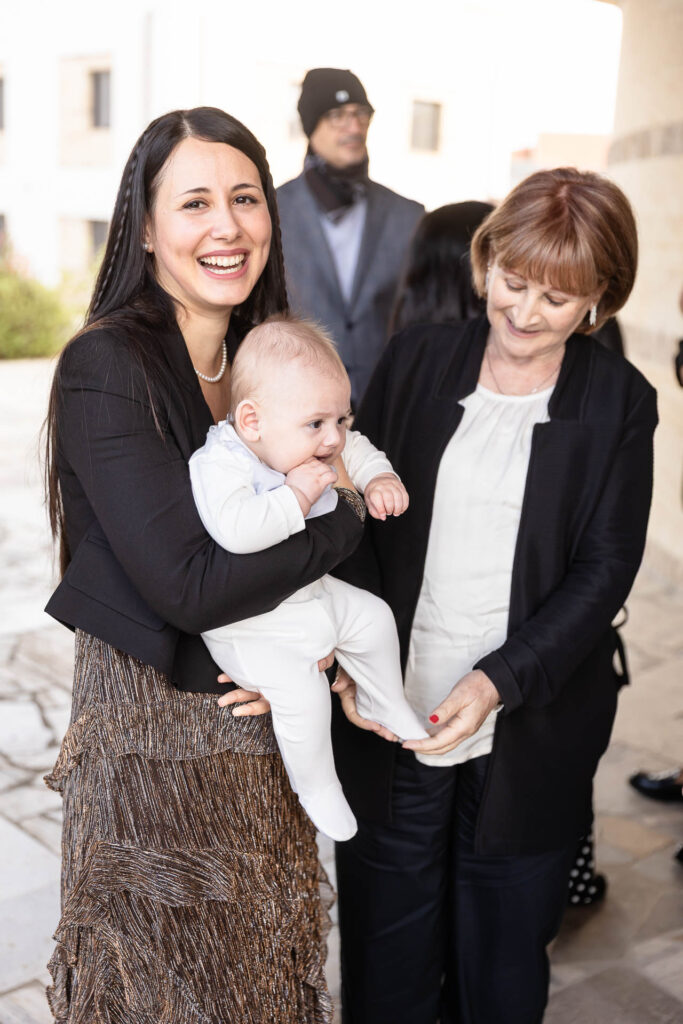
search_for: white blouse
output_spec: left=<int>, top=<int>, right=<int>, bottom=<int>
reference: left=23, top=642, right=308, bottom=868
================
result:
left=404, top=383, right=553, bottom=766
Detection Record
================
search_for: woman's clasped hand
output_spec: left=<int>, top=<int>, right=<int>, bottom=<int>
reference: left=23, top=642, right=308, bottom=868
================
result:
left=402, top=670, right=501, bottom=754
left=333, top=665, right=500, bottom=751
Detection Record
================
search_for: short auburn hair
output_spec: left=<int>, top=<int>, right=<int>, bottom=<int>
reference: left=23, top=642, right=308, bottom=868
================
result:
left=230, top=314, right=348, bottom=412
left=471, top=168, right=638, bottom=333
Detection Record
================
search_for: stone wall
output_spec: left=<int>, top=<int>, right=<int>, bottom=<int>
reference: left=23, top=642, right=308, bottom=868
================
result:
left=609, top=0, right=683, bottom=573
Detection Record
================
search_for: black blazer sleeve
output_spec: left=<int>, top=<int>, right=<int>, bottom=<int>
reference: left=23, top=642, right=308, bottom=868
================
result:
left=476, top=380, right=658, bottom=711
left=55, top=332, right=363, bottom=636
left=332, top=344, right=395, bottom=597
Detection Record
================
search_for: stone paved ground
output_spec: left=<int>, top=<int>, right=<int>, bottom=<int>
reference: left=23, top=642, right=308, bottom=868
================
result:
left=0, top=358, right=681, bottom=1024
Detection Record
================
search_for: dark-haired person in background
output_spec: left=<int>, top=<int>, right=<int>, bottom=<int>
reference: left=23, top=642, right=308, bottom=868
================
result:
left=331, top=168, right=657, bottom=1024
left=389, top=201, right=494, bottom=334
left=277, top=68, right=423, bottom=407
left=43, top=107, right=364, bottom=1023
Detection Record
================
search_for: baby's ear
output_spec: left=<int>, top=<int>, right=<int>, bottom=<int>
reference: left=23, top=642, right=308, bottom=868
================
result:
left=234, top=399, right=260, bottom=440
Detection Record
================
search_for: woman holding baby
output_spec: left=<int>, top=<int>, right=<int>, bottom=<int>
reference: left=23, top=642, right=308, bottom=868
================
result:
left=43, top=107, right=371, bottom=1023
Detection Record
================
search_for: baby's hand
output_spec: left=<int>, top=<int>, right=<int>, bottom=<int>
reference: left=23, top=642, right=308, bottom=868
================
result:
left=364, top=473, right=409, bottom=520
left=286, top=458, right=338, bottom=516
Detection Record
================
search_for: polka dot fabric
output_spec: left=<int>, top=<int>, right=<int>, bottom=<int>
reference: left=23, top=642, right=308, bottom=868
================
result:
left=567, top=832, right=607, bottom=906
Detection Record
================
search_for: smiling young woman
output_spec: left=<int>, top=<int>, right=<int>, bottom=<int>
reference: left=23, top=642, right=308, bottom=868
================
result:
left=139, top=135, right=275, bottom=423
left=143, top=137, right=272, bottom=345
left=43, top=108, right=363, bottom=1024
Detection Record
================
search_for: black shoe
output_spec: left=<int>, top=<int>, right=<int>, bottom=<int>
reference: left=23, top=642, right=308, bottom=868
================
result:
left=629, top=770, right=683, bottom=802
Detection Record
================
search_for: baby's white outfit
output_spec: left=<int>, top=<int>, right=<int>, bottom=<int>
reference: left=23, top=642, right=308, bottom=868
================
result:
left=189, top=424, right=428, bottom=840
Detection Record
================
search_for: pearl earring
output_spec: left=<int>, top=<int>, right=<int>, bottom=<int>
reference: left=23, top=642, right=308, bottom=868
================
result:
left=589, top=304, right=597, bottom=327
left=143, top=242, right=151, bottom=252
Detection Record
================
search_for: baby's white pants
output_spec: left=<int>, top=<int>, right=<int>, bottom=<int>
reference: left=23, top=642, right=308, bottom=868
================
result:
left=202, top=576, right=428, bottom=840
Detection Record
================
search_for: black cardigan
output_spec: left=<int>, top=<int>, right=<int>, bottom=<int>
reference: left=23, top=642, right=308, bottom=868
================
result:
left=332, top=317, right=657, bottom=855
left=46, top=319, right=363, bottom=692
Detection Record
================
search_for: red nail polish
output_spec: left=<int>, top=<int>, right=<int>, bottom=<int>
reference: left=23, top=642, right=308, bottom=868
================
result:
left=429, top=714, right=439, bottom=724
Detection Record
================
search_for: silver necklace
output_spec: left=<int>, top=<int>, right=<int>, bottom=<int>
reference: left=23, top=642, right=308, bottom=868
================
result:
left=194, top=340, right=227, bottom=383
left=485, top=345, right=561, bottom=396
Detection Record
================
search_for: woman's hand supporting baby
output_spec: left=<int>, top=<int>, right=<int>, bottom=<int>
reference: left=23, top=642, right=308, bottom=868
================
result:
left=331, top=667, right=402, bottom=743
left=217, top=652, right=336, bottom=713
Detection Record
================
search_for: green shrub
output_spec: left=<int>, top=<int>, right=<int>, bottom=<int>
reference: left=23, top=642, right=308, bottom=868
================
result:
left=0, top=263, right=70, bottom=359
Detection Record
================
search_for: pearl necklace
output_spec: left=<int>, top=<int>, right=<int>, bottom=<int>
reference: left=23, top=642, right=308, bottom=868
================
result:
left=485, top=345, right=562, bottom=396
left=194, top=340, right=227, bottom=383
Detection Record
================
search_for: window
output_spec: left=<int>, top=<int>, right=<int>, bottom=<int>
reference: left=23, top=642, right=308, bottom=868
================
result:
left=60, top=58, right=113, bottom=165
left=90, top=220, right=109, bottom=259
left=0, top=77, right=5, bottom=131
left=288, top=81, right=304, bottom=140
left=411, top=101, right=441, bottom=152
left=91, top=70, right=111, bottom=128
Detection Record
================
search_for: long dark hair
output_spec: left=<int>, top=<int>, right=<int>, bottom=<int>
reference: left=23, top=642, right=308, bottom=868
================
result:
left=390, top=201, right=494, bottom=334
left=46, top=107, right=288, bottom=575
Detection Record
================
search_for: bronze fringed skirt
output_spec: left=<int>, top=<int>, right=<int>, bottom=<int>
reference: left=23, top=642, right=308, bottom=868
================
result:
left=44, top=631, right=333, bottom=1023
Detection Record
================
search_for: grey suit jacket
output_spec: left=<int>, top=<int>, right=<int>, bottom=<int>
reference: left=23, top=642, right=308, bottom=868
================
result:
left=277, top=172, right=424, bottom=404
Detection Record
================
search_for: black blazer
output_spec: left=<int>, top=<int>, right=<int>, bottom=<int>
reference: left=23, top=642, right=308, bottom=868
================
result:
left=46, top=319, right=363, bottom=692
left=332, top=317, right=658, bottom=855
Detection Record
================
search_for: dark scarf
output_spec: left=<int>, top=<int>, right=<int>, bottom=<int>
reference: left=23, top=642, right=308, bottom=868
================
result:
left=304, top=149, right=369, bottom=223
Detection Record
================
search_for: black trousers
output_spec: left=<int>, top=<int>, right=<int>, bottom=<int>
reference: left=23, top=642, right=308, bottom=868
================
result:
left=336, top=749, right=575, bottom=1024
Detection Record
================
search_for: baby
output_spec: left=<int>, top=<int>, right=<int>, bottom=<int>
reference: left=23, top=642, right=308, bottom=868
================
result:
left=189, top=316, right=427, bottom=840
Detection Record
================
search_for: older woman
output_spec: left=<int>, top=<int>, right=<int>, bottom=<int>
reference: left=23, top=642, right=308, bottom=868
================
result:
left=44, top=107, right=363, bottom=1023
left=331, top=168, right=657, bottom=1023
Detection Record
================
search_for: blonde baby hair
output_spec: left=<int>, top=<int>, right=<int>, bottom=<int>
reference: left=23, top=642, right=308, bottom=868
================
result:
left=230, top=314, right=349, bottom=413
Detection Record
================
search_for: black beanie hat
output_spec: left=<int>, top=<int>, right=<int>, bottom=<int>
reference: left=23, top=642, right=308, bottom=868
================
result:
left=297, top=68, right=374, bottom=137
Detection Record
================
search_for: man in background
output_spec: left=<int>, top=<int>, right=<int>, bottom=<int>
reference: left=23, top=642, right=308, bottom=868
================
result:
left=277, top=67, right=424, bottom=407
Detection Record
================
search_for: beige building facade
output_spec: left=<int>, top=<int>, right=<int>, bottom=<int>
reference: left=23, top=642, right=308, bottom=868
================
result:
left=0, top=0, right=678, bottom=564
left=607, top=0, right=683, bottom=571
left=0, top=0, right=623, bottom=289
